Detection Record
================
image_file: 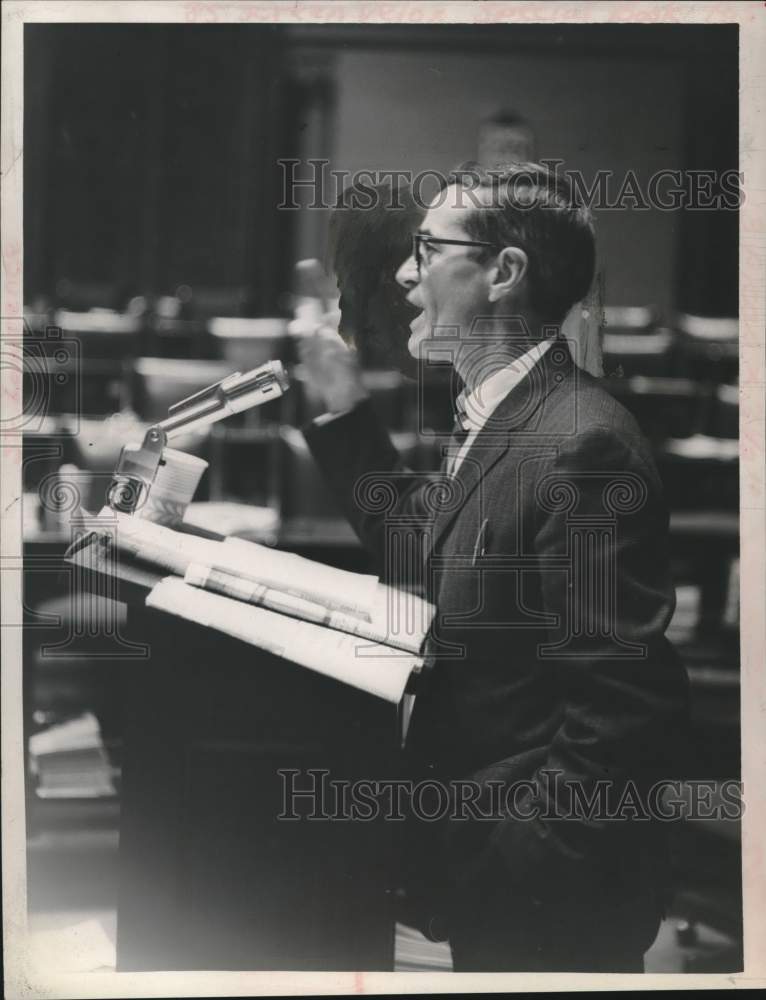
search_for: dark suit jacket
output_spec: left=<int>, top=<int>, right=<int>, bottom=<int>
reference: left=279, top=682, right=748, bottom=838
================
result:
left=304, top=342, right=690, bottom=956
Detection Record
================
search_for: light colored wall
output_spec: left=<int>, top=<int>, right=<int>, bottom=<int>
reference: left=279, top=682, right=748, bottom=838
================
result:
left=304, top=46, right=685, bottom=314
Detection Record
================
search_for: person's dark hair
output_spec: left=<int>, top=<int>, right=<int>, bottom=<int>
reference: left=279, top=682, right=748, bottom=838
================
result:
left=446, top=161, right=596, bottom=324
left=328, top=177, right=423, bottom=372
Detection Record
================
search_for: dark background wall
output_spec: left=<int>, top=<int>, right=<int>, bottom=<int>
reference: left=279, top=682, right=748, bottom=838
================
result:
left=24, top=24, right=294, bottom=312
left=24, top=23, right=738, bottom=316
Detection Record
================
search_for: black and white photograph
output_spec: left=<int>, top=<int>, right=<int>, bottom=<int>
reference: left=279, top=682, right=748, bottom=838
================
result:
left=2, top=2, right=764, bottom=995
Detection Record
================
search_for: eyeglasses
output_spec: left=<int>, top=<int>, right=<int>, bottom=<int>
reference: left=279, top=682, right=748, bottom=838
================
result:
left=411, top=232, right=500, bottom=277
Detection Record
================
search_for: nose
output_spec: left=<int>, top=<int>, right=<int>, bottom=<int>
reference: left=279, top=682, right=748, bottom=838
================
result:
left=396, top=253, right=419, bottom=290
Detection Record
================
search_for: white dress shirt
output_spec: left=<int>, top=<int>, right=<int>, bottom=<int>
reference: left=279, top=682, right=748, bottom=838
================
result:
left=448, top=337, right=555, bottom=476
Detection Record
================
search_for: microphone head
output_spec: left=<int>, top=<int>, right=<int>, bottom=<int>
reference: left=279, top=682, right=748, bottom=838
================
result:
left=266, top=359, right=290, bottom=393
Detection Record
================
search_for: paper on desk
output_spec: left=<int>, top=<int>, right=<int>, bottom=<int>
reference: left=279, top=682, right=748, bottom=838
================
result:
left=96, top=510, right=378, bottom=619
left=183, top=501, right=279, bottom=540
left=223, top=535, right=379, bottom=619
left=146, top=576, right=418, bottom=703
left=185, top=563, right=434, bottom=655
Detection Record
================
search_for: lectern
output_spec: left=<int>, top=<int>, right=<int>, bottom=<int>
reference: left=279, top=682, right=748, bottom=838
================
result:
left=69, top=533, right=399, bottom=971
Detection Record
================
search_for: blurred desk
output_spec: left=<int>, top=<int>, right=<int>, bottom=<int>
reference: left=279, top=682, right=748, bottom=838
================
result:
left=278, top=518, right=370, bottom=575
left=281, top=516, right=360, bottom=549
left=669, top=510, right=738, bottom=542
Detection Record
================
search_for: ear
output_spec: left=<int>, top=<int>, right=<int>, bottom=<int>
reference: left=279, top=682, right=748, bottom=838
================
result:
left=487, top=246, right=528, bottom=303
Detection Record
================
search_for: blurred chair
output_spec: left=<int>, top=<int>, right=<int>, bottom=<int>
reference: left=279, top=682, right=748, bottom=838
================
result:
left=659, top=366, right=739, bottom=645
left=603, top=376, right=708, bottom=445
left=602, top=305, right=658, bottom=336
left=145, top=293, right=207, bottom=359
left=53, top=308, right=142, bottom=357
left=25, top=313, right=137, bottom=417
left=707, top=383, right=738, bottom=439
left=658, top=436, right=738, bottom=511
left=673, top=313, right=738, bottom=384
left=54, top=279, right=127, bottom=313
left=131, top=357, right=233, bottom=423
left=601, top=303, right=676, bottom=379
left=29, top=347, right=110, bottom=416
left=23, top=302, right=53, bottom=336
left=660, top=432, right=738, bottom=646
left=209, top=317, right=289, bottom=370
left=146, top=285, right=253, bottom=359
left=176, top=284, right=252, bottom=319
left=55, top=308, right=143, bottom=415
left=21, top=417, right=76, bottom=501
left=601, top=328, right=675, bottom=378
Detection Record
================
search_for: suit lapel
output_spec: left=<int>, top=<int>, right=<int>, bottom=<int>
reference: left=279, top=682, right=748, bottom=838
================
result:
left=428, top=341, right=573, bottom=554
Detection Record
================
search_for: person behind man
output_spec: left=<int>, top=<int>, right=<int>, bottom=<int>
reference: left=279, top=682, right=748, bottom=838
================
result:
left=300, top=162, right=690, bottom=972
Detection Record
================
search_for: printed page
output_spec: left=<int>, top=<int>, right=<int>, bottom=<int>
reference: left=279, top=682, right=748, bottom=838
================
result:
left=223, top=535, right=379, bottom=618
left=93, top=509, right=379, bottom=619
left=185, top=563, right=434, bottom=655
left=146, top=576, right=419, bottom=703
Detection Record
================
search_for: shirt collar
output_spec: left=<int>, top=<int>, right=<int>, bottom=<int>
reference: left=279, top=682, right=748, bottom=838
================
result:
left=455, top=337, right=556, bottom=432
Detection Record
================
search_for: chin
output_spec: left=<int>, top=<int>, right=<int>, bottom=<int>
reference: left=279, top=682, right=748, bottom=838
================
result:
left=407, top=330, right=426, bottom=359
left=405, top=321, right=424, bottom=358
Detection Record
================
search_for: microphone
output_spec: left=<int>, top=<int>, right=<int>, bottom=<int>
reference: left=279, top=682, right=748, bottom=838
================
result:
left=107, top=360, right=289, bottom=514
left=161, top=360, right=289, bottom=438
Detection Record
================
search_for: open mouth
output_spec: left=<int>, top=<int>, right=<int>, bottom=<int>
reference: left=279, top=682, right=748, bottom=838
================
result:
left=408, top=307, right=425, bottom=331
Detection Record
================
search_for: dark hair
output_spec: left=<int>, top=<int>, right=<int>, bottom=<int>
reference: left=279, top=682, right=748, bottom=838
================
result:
left=446, top=161, right=596, bottom=324
left=328, top=177, right=424, bottom=372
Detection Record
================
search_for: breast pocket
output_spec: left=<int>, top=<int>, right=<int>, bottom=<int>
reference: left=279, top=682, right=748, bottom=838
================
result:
left=434, top=501, right=557, bottom=639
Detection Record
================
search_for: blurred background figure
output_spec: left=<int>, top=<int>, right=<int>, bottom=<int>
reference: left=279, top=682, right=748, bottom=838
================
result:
left=328, top=177, right=423, bottom=374
left=477, top=110, right=536, bottom=166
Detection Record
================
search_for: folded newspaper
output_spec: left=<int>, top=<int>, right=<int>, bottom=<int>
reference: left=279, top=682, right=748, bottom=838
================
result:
left=86, top=510, right=434, bottom=702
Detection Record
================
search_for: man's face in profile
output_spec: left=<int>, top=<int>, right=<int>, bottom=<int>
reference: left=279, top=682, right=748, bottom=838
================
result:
left=397, top=185, right=497, bottom=362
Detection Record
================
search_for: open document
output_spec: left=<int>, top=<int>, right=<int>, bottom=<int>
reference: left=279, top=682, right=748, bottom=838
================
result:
left=146, top=577, right=420, bottom=703
left=94, top=508, right=380, bottom=619
left=84, top=509, right=434, bottom=700
left=184, top=562, right=432, bottom=655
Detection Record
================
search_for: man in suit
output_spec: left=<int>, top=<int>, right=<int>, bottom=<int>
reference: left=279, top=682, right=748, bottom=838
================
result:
left=300, top=162, right=690, bottom=972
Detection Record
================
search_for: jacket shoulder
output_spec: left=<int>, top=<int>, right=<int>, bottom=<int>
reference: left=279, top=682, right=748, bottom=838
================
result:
left=540, top=369, right=661, bottom=478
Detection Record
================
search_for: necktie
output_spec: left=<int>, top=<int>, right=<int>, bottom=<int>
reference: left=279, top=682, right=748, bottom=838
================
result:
left=454, top=390, right=472, bottom=431
left=442, top=392, right=471, bottom=477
